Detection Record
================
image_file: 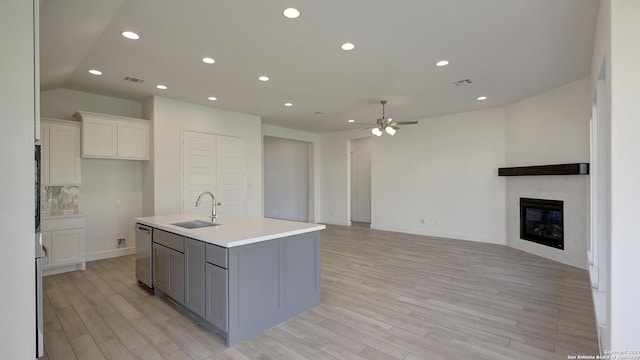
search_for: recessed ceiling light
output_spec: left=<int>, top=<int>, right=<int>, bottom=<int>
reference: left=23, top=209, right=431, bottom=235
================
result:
left=436, top=60, right=450, bottom=67
left=341, top=42, right=355, bottom=51
left=284, top=103, right=293, bottom=107
left=208, top=96, right=217, bottom=101
left=283, top=8, right=300, bottom=19
left=88, top=69, right=102, bottom=76
left=156, top=84, right=168, bottom=90
left=122, top=31, right=140, bottom=40
left=202, top=57, right=215, bottom=64
left=258, top=76, right=270, bottom=82
left=348, top=119, right=355, bottom=123
left=477, top=96, right=487, bottom=101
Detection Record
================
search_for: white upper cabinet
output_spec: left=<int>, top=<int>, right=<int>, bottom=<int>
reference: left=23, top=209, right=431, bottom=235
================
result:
left=82, top=116, right=117, bottom=157
left=74, top=111, right=150, bottom=160
left=117, top=120, right=149, bottom=159
left=40, top=119, right=81, bottom=186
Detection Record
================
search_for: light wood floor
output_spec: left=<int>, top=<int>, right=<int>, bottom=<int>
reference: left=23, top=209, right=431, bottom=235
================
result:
left=42, top=223, right=599, bottom=359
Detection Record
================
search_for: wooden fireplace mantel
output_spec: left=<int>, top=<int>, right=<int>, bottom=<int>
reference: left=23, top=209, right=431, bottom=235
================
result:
left=498, top=163, right=589, bottom=176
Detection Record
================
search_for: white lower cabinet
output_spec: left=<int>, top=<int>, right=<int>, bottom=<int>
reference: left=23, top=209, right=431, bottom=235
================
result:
left=50, top=229, right=84, bottom=265
left=41, top=215, right=85, bottom=276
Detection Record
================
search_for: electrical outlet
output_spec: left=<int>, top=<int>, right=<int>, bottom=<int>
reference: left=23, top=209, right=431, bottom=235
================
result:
left=117, top=238, right=126, bottom=248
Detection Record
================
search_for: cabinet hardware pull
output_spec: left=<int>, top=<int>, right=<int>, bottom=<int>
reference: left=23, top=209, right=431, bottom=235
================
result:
left=137, top=226, right=150, bottom=234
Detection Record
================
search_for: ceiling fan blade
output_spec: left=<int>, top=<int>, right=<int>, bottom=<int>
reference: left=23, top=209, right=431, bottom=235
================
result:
left=390, top=121, right=418, bottom=126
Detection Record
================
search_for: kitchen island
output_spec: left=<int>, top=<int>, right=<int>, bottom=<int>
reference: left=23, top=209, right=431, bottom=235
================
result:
left=134, top=213, right=325, bottom=347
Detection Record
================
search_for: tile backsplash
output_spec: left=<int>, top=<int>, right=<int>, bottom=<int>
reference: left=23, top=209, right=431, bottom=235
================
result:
left=42, top=186, right=79, bottom=214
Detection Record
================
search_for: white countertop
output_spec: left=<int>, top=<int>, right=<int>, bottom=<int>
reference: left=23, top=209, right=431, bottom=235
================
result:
left=42, top=211, right=85, bottom=220
left=135, top=213, right=326, bottom=248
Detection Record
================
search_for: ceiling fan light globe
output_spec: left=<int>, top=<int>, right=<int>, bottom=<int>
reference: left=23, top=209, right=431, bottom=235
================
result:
left=385, top=126, right=396, bottom=136
left=371, top=127, right=382, bottom=136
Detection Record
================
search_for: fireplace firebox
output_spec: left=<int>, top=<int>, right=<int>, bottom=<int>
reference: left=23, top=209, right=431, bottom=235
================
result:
left=520, top=198, right=564, bottom=249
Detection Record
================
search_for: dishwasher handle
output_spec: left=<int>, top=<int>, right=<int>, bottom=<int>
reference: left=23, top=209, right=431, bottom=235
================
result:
left=136, top=225, right=151, bottom=234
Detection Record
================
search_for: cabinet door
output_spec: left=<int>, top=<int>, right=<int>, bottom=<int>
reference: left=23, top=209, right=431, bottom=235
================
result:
left=49, top=124, right=81, bottom=185
left=168, top=248, right=184, bottom=304
left=205, top=263, right=228, bottom=331
left=82, top=118, right=117, bottom=158
left=153, top=243, right=185, bottom=304
left=50, top=229, right=83, bottom=266
left=185, top=238, right=205, bottom=317
left=153, top=243, right=170, bottom=293
left=117, top=121, right=149, bottom=159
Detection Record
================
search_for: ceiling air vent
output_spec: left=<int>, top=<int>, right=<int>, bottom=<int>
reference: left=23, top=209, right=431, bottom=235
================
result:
left=123, top=76, right=144, bottom=84
left=453, top=78, right=473, bottom=86
left=314, top=111, right=326, bottom=115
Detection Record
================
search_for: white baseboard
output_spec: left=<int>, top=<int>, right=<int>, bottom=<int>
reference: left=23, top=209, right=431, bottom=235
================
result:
left=369, top=224, right=506, bottom=245
left=321, top=219, right=352, bottom=226
left=43, top=262, right=85, bottom=276
left=86, top=246, right=135, bottom=261
left=265, top=214, right=309, bottom=222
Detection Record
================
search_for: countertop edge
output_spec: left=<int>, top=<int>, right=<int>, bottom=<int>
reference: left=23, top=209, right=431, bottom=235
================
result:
left=135, top=217, right=325, bottom=248
left=42, top=212, right=85, bottom=220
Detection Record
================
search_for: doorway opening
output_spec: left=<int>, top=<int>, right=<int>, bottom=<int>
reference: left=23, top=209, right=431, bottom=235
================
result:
left=350, top=137, right=371, bottom=225
left=263, top=136, right=313, bottom=222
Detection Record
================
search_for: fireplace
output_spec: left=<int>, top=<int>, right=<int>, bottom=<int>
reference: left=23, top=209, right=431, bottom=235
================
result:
left=520, top=198, right=564, bottom=249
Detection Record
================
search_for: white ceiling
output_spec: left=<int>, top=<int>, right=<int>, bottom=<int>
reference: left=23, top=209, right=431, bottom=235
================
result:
left=39, top=0, right=600, bottom=133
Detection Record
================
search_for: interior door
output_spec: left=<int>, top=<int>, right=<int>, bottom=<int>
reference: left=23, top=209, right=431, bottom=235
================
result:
left=216, top=136, right=246, bottom=214
left=182, top=131, right=217, bottom=214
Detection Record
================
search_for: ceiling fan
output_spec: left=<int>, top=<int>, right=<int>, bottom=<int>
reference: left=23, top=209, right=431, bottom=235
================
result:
left=352, top=100, right=418, bottom=136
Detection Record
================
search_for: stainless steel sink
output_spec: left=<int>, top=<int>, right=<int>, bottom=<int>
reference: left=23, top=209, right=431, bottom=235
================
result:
left=170, top=220, right=221, bottom=229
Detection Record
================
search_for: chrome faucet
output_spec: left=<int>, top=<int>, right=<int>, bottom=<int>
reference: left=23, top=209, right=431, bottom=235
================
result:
left=195, top=191, right=219, bottom=221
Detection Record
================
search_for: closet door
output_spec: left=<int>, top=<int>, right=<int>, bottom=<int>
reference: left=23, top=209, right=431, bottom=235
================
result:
left=182, top=131, right=217, bottom=214
left=216, top=136, right=246, bottom=215
left=182, top=131, right=246, bottom=215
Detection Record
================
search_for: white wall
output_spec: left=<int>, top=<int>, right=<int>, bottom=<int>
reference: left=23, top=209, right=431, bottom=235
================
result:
left=81, top=159, right=142, bottom=258
left=370, top=108, right=507, bottom=244
left=607, top=0, right=640, bottom=350
left=320, top=128, right=366, bottom=226
left=505, top=78, right=591, bottom=269
left=319, top=108, right=506, bottom=243
left=506, top=78, right=590, bottom=166
left=146, top=96, right=262, bottom=216
left=40, top=88, right=142, bottom=119
left=0, top=0, right=36, bottom=357
left=141, top=97, right=155, bottom=216
left=262, top=124, right=321, bottom=223
left=350, top=137, right=371, bottom=222
left=264, top=136, right=309, bottom=222
left=40, top=89, right=144, bottom=259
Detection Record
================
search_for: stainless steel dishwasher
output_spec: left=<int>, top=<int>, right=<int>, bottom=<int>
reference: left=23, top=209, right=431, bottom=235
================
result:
left=135, top=224, right=153, bottom=288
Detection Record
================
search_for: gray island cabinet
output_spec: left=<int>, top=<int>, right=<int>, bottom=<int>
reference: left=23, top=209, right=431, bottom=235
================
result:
left=134, top=213, right=324, bottom=347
